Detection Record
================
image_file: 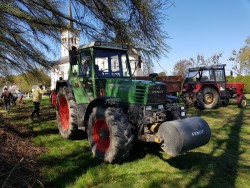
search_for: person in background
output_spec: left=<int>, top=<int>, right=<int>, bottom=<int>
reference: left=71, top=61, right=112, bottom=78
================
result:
left=94, top=64, right=102, bottom=76
left=50, top=89, right=57, bottom=107
left=18, top=89, right=23, bottom=105
left=30, top=83, right=45, bottom=120
left=1, top=87, right=13, bottom=114
left=11, top=95, right=18, bottom=106
left=82, top=58, right=91, bottom=75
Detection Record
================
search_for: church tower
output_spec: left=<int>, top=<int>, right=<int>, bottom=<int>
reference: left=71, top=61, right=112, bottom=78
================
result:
left=51, top=0, right=80, bottom=90
left=61, top=0, right=80, bottom=57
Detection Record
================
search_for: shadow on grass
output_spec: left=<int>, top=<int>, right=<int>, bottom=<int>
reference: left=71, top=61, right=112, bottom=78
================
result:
left=30, top=105, right=246, bottom=187
left=164, top=152, right=212, bottom=170
left=32, top=126, right=59, bottom=136
left=163, top=108, right=246, bottom=187
left=8, top=100, right=56, bottom=122
left=10, top=97, right=247, bottom=187
left=127, top=141, right=162, bottom=162
left=40, top=146, right=101, bottom=187
left=205, top=108, right=244, bottom=187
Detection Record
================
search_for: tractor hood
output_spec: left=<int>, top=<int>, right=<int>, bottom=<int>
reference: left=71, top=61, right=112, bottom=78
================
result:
left=105, top=79, right=167, bottom=105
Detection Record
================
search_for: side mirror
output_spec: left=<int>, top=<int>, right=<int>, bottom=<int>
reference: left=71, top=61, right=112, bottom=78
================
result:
left=230, top=70, right=233, bottom=76
left=138, top=55, right=142, bottom=68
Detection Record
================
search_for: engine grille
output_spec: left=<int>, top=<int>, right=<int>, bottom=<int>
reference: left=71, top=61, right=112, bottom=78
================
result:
left=147, top=85, right=166, bottom=103
left=134, top=85, right=146, bottom=103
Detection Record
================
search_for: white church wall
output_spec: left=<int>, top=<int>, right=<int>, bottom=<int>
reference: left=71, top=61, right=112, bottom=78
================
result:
left=51, top=63, right=70, bottom=90
left=61, top=30, right=80, bottom=57
left=130, top=57, right=144, bottom=76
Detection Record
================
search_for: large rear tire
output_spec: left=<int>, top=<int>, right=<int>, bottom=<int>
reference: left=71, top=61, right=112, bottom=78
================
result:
left=56, top=87, right=79, bottom=139
left=198, top=87, right=219, bottom=109
left=87, top=106, right=133, bottom=163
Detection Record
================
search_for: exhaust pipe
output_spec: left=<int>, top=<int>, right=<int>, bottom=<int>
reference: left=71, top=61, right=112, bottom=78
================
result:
left=158, top=116, right=211, bottom=156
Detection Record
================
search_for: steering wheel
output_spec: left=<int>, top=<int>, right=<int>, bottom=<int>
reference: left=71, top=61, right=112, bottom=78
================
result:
left=101, top=69, right=110, bottom=75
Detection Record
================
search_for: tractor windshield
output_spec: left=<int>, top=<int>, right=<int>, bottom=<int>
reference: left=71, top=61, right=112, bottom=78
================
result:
left=184, top=70, right=199, bottom=82
left=94, top=48, right=131, bottom=77
left=79, top=48, right=131, bottom=78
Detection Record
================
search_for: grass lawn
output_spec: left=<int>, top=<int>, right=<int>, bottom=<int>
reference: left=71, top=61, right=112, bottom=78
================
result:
left=1, top=95, right=250, bottom=188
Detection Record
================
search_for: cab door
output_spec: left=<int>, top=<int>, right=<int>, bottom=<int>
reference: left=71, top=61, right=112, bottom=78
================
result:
left=214, top=69, right=227, bottom=97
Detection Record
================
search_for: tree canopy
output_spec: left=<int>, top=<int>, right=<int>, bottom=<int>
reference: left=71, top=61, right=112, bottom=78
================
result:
left=189, top=53, right=222, bottom=67
left=229, top=37, right=250, bottom=75
left=173, top=60, right=192, bottom=77
left=1, top=69, right=51, bottom=92
left=0, top=0, right=171, bottom=76
left=158, top=71, right=166, bottom=76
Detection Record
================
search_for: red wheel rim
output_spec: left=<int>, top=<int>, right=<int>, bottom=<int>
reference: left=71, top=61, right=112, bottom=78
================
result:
left=93, top=119, right=110, bottom=152
left=59, top=96, right=69, bottom=130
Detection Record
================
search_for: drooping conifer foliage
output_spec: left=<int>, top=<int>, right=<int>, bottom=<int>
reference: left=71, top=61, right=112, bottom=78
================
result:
left=0, top=0, right=171, bottom=76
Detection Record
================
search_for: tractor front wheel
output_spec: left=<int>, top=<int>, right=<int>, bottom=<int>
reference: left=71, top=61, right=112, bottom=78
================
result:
left=238, top=96, right=247, bottom=108
left=56, top=87, right=79, bottom=139
left=221, top=98, right=229, bottom=106
left=87, top=106, right=133, bottom=163
left=198, top=87, right=219, bottom=109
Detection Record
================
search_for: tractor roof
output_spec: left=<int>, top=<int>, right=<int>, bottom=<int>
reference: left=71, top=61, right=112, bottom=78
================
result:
left=78, top=41, right=128, bottom=51
left=188, top=64, right=226, bottom=72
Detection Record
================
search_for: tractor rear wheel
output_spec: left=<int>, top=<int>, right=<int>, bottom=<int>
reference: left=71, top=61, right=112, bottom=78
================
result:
left=238, top=96, right=247, bottom=108
left=87, top=106, right=133, bottom=163
left=56, top=87, right=79, bottom=139
left=198, top=87, right=219, bottom=109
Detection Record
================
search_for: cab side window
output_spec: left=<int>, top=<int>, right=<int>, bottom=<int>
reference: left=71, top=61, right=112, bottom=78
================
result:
left=215, top=70, right=225, bottom=81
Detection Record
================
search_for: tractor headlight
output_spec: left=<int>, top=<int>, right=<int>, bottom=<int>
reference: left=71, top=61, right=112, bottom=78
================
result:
left=145, top=106, right=152, bottom=111
left=180, top=106, right=186, bottom=118
left=181, top=111, right=186, bottom=117
left=158, top=104, right=164, bottom=109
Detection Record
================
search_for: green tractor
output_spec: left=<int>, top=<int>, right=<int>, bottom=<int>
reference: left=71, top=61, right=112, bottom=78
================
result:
left=52, top=41, right=211, bottom=163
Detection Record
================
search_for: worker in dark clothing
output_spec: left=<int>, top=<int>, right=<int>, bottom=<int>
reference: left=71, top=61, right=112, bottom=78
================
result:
left=1, top=87, right=13, bottom=114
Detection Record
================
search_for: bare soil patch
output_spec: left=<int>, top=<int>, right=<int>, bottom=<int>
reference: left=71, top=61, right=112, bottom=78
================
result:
left=0, top=116, right=44, bottom=188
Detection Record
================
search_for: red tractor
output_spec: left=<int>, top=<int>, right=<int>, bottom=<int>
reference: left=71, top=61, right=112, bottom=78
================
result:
left=182, top=64, right=247, bottom=109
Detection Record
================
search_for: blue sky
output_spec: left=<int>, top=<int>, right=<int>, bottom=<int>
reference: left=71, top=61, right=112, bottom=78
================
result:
left=156, top=0, right=250, bottom=74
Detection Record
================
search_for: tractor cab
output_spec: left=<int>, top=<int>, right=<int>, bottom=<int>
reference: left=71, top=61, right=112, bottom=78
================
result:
left=182, top=64, right=246, bottom=109
left=69, top=41, right=131, bottom=77
left=183, top=64, right=226, bottom=84
left=67, top=41, right=133, bottom=102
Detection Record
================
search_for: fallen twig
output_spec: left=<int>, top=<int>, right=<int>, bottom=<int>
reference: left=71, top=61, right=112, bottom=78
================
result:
left=1, top=157, right=24, bottom=188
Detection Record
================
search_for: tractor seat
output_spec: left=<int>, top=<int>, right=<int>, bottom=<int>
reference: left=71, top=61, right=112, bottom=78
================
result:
left=201, top=76, right=209, bottom=81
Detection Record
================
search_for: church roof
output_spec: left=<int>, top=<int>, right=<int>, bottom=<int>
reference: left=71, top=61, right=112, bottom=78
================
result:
left=54, top=56, right=70, bottom=65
